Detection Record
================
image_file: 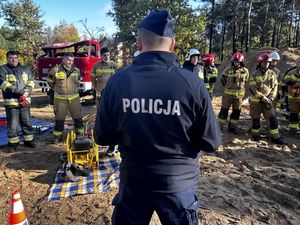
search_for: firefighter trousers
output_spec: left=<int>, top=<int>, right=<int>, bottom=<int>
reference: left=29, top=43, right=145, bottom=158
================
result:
left=5, top=106, right=34, bottom=144
left=288, top=101, right=300, bottom=131
left=53, top=97, right=84, bottom=137
left=218, top=96, right=242, bottom=129
left=250, top=102, right=280, bottom=138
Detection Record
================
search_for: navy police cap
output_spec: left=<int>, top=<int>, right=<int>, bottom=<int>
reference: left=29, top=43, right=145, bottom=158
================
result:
left=138, top=9, right=174, bottom=38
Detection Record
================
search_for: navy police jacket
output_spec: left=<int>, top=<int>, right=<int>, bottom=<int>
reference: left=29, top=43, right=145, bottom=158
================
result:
left=94, top=51, right=221, bottom=193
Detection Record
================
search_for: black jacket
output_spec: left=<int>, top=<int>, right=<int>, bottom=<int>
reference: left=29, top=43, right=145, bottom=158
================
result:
left=94, top=51, right=221, bottom=192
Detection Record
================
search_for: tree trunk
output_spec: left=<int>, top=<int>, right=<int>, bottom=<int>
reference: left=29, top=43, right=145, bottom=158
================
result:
left=276, top=0, right=286, bottom=48
left=260, top=1, right=269, bottom=47
left=296, top=10, right=300, bottom=47
left=240, top=2, right=247, bottom=50
left=209, top=0, right=215, bottom=53
left=232, top=2, right=238, bottom=53
left=245, top=0, right=252, bottom=52
left=288, top=0, right=295, bottom=47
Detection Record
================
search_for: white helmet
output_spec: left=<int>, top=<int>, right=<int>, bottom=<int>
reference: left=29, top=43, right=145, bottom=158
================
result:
left=186, top=48, right=200, bottom=61
left=269, top=51, right=280, bottom=61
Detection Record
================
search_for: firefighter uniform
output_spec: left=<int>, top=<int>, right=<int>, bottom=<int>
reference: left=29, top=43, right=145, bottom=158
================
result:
left=91, top=61, right=117, bottom=102
left=218, top=66, right=249, bottom=131
left=249, top=69, right=280, bottom=139
left=47, top=64, right=84, bottom=139
left=283, top=68, right=300, bottom=133
left=203, top=65, right=218, bottom=98
left=0, top=63, right=35, bottom=145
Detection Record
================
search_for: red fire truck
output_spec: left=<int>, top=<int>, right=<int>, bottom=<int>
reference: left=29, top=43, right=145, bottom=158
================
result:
left=35, top=40, right=101, bottom=98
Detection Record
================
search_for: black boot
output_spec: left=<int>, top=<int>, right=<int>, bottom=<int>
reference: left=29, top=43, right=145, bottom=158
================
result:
left=7, top=143, right=19, bottom=151
left=24, top=140, right=36, bottom=148
left=270, top=137, right=284, bottom=145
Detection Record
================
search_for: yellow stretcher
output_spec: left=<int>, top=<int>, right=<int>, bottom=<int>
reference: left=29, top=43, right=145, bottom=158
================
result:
left=66, top=130, right=99, bottom=169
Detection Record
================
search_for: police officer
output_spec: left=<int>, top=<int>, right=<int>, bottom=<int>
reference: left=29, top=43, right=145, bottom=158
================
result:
left=201, top=53, right=218, bottom=98
left=94, top=9, right=221, bottom=225
left=47, top=53, right=84, bottom=143
left=283, top=57, right=300, bottom=134
left=218, top=52, right=249, bottom=134
left=183, top=48, right=204, bottom=79
left=91, top=47, right=118, bottom=156
left=0, top=50, right=36, bottom=150
left=249, top=53, right=283, bottom=144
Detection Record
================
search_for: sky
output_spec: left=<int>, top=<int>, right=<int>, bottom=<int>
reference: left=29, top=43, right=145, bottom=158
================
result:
left=0, top=0, right=201, bottom=36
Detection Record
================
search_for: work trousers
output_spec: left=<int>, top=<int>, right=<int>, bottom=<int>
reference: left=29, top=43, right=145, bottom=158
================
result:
left=288, top=101, right=300, bottom=131
left=53, top=97, right=84, bottom=137
left=5, top=106, right=34, bottom=144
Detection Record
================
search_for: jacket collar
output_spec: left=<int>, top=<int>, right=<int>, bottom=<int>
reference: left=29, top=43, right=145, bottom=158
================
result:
left=133, top=51, right=181, bottom=68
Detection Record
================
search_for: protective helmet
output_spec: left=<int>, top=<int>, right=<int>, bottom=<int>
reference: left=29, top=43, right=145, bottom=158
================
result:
left=186, top=48, right=200, bottom=61
left=257, top=53, right=272, bottom=64
left=269, top=51, right=280, bottom=61
left=231, top=52, right=244, bottom=62
left=201, top=53, right=215, bottom=65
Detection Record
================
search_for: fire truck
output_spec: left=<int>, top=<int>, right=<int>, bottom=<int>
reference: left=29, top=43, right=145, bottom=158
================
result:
left=35, top=40, right=101, bottom=99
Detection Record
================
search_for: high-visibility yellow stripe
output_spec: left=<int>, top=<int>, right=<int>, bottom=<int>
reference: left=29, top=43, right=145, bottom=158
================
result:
left=53, top=131, right=63, bottom=136
left=26, top=81, right=35, bottom=88
left=55, top=71, right=66, bottom=79
left=289, top=123, right=298, bottom=129
left=1, top=81, right=12, bottom=91
left=251, top=128, right=260, bottom=134
left=47, top=78, right=54, bottom=83
left=76, top=128, right=84, bottom=135
left=23, top=134, right=33, bottom=141
left=230, top=119, right=238, bottom=124
left=54, top=93, right=79, bottom=101
left=6, top=74, right=16, bottom=82
left=249, top=81, right=256, bottom=85
left=270, top=129, right=279, bottom=135
left=219, top=118, right=227, bottom=124
left=3, top=98, right=19, bottom=106
left=8, top=136, right=19, bottom=143
left=224, top=90, right=245, bottom=96
left=288, top=95, right=300, bottom=100
left=95, top=68, right=115, bottom=74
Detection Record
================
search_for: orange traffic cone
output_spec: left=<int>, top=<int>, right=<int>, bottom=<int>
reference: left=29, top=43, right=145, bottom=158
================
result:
left=8, top=190, right=29, bottom=225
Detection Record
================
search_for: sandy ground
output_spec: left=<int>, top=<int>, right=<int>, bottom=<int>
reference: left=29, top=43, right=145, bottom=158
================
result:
left=0, top=92, right=299, bottom=225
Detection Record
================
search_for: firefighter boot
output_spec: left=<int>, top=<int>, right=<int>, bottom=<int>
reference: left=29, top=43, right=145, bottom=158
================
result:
left=24, top=140, right=36, bottom=148
left=270, top=137, right=284, bottom=145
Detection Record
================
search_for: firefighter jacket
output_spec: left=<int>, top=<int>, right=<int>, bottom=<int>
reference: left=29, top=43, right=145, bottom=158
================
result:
left=204, top=65, right=218, bottom=88
left=222, top=66, right=249, bottom=98
left=0, top=63, right=35, bottom=107
left=271, top=67, right=282, bottom=82
left=283, top=68, right=300, bottom=102
left=94, top=51, right=221, bottom=193
left=91, top=61, right=117, bottom=92
left=47, top=64, right=80, bottom=101
left=249, top=69, right=278, bottom=103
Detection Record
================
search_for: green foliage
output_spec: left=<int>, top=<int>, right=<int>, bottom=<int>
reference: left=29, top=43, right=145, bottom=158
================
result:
left=109, top=0, right=207, bottom=62
left=52, top=20, right=81, bottom=43
left=0, top=0, right=45, bottom=72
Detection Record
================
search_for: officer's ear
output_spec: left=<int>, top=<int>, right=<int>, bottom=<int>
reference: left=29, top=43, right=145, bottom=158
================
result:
left=136, top=36, right=143, bottom=51
left=169, top=38, right=175, bottom=52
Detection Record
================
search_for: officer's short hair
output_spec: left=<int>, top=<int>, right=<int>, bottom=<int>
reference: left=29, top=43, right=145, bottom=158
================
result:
left=138, top=28, right=171, bottom=48
left=6, top=50, right=19, bottom=58
left=64, top=52, right=74, bottom=58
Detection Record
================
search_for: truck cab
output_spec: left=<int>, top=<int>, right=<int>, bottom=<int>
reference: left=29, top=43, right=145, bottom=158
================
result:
left=36, top=40, right=101, bottom=96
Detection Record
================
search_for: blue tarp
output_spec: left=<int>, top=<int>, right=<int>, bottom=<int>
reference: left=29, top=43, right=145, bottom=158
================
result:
left=0, top=115, right=53, bottom=146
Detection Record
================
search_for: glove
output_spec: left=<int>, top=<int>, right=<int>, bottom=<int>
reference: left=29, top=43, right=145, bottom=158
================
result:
left=18, top=96, right=29, bottom=107
left=261, top=95, right=272, bottom=104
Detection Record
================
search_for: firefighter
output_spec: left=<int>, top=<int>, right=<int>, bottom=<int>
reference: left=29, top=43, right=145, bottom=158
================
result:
left=249, top=53, right=284, bottom=144
left=91, top=47, right=118, bottom=156
left=47, top=53, right=84, bottom=143
left=269, top=51, right=283, bottom=108
left=282, top=57, right=300, bottom=134
left=218, top=52, right=249, bottom=134
left=0, top=50, right=36, bottom=150
left=182, top=48, right=204, bottom=79
left=201, top=53, right=218, bottom=98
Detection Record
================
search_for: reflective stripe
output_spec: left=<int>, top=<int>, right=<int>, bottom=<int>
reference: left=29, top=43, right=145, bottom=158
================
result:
left=47, top=78, right=54, bottom=83
left=224, top=89, right=245, bottom=96
left=4, top=98, right=19, bottom=106
left=22, top=72, right=28, bottom=83
left=1, top=81, right=12, bottom=91
left=23, top=134, right=33, bottom=141
left=251, top=128, right=260, bottom=134
left=55, top=71, right=66, bottom=79
left=6, top=74, right=16, bottom=82
left=250, top=98, right=260, bottom=103
left=229, top=119, right=238, bottom=124
left=249, top=81, right=256, bottom=85
left=54, top=93, right=79, bottom=101
left=76, top=128, right=84, bottom=135
left=254, top=93, right=262, bottom=99
left=95, top=68, right=115, bottom=74
left=26, top=81, right=35, bottom=88
left=289, top=123, right=298, bottom=129
left=270, top=129, right=279, bottom=135
left=219, top=118, right=227, bottom=124
left=53, top=131, right=63, bottom=136
left=9, top=136, right=19, bottom=144
left=288, top=95, right=300, bottom=100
